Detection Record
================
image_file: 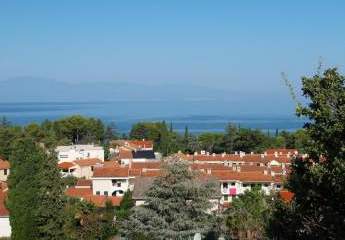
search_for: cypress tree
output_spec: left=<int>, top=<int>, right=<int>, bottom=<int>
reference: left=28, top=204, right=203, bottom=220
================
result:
left=7, top=138, right=65, bottom=240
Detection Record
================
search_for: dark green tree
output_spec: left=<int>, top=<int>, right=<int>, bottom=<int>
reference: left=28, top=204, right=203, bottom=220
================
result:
left=276, top=68, right=345, bottom=239
left=7, top=138, right=65, bottom=240
left=122, top=160, right=218, bottom=239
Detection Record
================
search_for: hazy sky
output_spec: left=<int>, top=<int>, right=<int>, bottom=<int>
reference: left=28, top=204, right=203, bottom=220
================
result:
left=1, top=0, right=345, bottom=94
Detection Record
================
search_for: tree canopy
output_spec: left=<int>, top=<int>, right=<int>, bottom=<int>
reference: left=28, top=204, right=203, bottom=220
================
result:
left=122, top=160, right=218, bottom=239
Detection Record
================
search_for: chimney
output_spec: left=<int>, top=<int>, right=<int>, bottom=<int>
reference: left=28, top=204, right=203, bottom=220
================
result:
left=201, top=150, right=206, bottom=155
left=221, top=152, right=226, bottom=157
left=274, top=152, right=278, bottom=157
left=207, top=169, right=212, bottom=175
left=263, top=169, right=268, bottom=175
left=194, top=152, right=198, bottom=156
left=236, top=166, right=241, bottom=172
left=250, top=152, right=254, bottom=155
left=232, top=165, right=236, bottom=171
left=212, top=153, right=216, bottom=157
left=271, top=171, right=275, bottom=177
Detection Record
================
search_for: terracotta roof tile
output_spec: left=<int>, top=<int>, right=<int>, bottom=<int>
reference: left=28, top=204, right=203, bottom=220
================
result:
left=0, top=159, right=10, bottom=170
left=65, top=187, right=93, bottom=198
left=74, top=158, right=103, bottom=167
left=76, top=179, right=92, bottom=187
left=58, top=162, right=75, bottom=170
left=93, top=167, right=130, bottom=178
left=0, top=190, right=9, bottom=217
left=84, top=195, right=122, bottom=207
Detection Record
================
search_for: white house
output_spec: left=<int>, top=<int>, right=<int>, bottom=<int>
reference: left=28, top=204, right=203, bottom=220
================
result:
left=58, top=158, right=103, bottom=179
left=56, top=144, right=104, bottom=163
left=0, top=183, right=10, bottom=238
left=92, top=167, right=135, bottom=197
left=0, top=159, right=10, bottom=182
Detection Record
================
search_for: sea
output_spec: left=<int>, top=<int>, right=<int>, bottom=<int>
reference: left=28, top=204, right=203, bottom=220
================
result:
left=0, top=101, right=305, bottom=134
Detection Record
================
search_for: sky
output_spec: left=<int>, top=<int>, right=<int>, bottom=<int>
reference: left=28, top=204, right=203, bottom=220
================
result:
left=0, top=1, right=345, bottom=100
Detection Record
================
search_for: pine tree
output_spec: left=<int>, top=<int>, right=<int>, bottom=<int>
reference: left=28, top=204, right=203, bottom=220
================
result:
left=7, top=138, right=65, bottom=240
left=122, top=160, right=218, bottom=239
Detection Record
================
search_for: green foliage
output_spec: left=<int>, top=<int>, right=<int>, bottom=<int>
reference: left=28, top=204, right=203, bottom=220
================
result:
left=115, top=191, right=135, bottom=221
left=122, top=160, right=218, bottom=239
left=7, top=138, right=65, bottom=240
left=61, top=175, right=78, bottom=188
left=54, top=115, right=105, bottom=144
left=63, top=198, right=117, bottom=240
left=273, top=68, right=345, bottom=239
left=225, top=187, right=271, bottom=240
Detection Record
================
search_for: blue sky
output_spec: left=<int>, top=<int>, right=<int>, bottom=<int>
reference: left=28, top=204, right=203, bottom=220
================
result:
left=0, top=1, right=345, bottom=98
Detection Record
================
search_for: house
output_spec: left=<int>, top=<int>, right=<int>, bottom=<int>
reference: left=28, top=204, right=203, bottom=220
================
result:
left=118, top=147, right=158, bottom=165
left=110, top=139, right=154, bottom=152
left=56, top=144, right=104, bottom=163
left=58, top=158, right=103, bottom=179
left=92, top=167, right=135, bottom=197
left=0, top=159, right=10, bottom=182
left=65, top=179, right=122, bottom=207
left=0, top=182, right=10, bottom=238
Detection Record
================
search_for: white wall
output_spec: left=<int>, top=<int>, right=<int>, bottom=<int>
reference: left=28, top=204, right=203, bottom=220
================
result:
left=92, top=178, right=130, bottom=196
left=56, top=145, right=104, bottom=163
left=0, top=217, right=11, bottom=237
left=0, top=169, right=9, bottom=182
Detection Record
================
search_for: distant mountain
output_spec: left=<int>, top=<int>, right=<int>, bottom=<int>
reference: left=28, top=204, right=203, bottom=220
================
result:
left=0, top=77, right=234, bottom=102
left=0, top=77, right=296, bottom=116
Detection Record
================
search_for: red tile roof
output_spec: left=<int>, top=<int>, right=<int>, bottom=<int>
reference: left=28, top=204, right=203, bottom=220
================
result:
left=58, top=162, right=75, bottom=170
left=0, top=159, right=10, bottom=170
left=0, top=190, right=9, bottom=217
left=65, top=187, right=93, bottom=198
left=93, top=167, right=130, bottom=178
left=74, top=158, right=102, bottom=167
left=76, top=179, right=92, bottom=187
left=266, top=148, right=298, bottom=155
left=65, top=187, right=122, bottom=207
left=126, top=140, right=153, bottom=149
left=212, top=170, right=273, bottom=182
left=119, top=149, right=133, bottom=159
left=131, top=162, right=161, bottom=170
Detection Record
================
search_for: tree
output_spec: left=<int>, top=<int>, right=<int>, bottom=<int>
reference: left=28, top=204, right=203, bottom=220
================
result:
left=278, top=68, right=345, bottom=239
left=122, top=160, right=218, bottom=239
left=63, top=198, right=116, bottom=240
left=225, top=187, right=271, bottom=240
left=115, top=191, right=135, bottom=221
left=223, top=123, right=238, bottom=153
left=7, top=138, right=65, bottom=240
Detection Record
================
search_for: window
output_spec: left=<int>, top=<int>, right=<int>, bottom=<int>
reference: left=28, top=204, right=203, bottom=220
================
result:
left=224, top=195, right=228, bottom=201
left=59, top=155, right=68, bottom=158
left=231, top=182, right=236, bottom=186
left=91, top=166, right=94, bottom=171
left=104, top=191, right=108, bottom=196
left=96, top=191, right=100, bottom=195
left=264, top=183, right=269, bottom=187
left=87, top=153, right=90, bottom=157
left=112, top=180, right=117, bottom=186
left=276, top=184, right=281, bottom=189
left=223, top=183, right=228, bottom=188
left=243, top=184, right=248, bottom=187
left=4, top=169, right=7, bottom=175
left=117, top=182, right=121, bottom=187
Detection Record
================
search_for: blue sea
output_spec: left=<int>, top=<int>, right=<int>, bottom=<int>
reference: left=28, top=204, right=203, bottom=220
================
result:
left=0, top=101, right=305, bottom=134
